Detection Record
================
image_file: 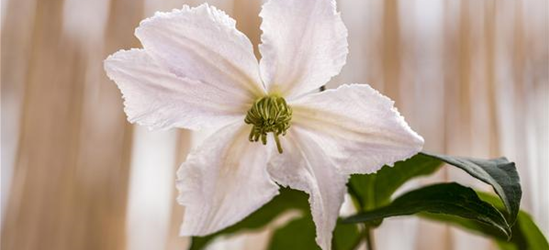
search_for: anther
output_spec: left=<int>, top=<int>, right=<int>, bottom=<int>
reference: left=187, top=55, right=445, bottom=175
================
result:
left=244, top=95, right=292, bottom=154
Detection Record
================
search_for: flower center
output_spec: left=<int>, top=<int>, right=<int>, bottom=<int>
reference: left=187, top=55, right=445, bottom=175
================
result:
left=245, top=95, right=292, bottom=154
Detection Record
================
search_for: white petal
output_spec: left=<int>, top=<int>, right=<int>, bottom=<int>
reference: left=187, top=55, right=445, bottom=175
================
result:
left=177, top=122, right=279, bottom=235
left=290, top=84, right=424, bottom=175
left=268, top=127, right=347, bottom=250
left=104, top=49, right=248, bottom=130
left=135, top=4, right=265, bottom=99
left=259, top=0, right=348, bottom=99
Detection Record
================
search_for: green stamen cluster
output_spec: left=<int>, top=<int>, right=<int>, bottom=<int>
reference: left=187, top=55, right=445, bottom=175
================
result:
left=245, top=95, right=292, bottom=154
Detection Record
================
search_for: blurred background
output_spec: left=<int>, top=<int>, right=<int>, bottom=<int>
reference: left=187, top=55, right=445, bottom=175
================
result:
left=1, top=0, right=547, bottom=249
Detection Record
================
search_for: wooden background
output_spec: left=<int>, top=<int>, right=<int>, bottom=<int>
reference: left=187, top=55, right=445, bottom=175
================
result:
left=1, top=0, right=547, bottom=249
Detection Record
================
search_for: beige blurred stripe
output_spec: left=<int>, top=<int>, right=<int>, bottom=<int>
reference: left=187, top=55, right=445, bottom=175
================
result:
left=484, top=0, right=499, bottom=158
left=2, top=0, right=87, bottom=249
left=1, top=0, right=36, bottom=223
left=1, top=0, right=143, bottom=249
left=165, top=130, right=192, bottom=250
left=381, top=0, right=401, bottom=103
left=233, top=0, right=263, bottom=60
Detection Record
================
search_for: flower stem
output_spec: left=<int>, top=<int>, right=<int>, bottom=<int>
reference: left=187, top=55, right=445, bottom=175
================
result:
left=363, top=224, right=375, bottom=250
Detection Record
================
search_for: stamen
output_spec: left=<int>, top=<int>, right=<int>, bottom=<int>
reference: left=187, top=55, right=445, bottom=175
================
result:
left=245, top=95, right=292, bottom=154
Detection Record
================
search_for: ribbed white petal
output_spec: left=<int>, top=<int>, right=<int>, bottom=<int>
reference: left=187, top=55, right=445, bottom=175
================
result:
left=177, top=122, right=279, bottom=236
left=258, top=0, right=348, bottom=99
left=268, top=127, right=347, bottom=250
left=290, top=84, right=424, bottom=175
left=135, top=4, right=265, bottom=100
left=104, top=49, right=247, bottom=130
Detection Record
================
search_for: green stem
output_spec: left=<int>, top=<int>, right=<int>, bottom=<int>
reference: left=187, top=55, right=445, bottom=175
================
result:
left=363, top=224, right=375, bottom=250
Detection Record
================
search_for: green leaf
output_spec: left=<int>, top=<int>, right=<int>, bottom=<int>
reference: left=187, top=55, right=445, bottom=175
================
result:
left=343, top=183, right=512, bottom=238
left=332, top=219, right=361, bottom=250
left=421, top=152, right=522, bottom=225
left=512, top=211, right=549, bottom=250
left=420, top=212, right=509, bottom=240
left=267, top=216, right=319, bottom=250
left=348, top=153, right=442, bottom=210
left=191, top=152, right=523, bottom=249
left=349, top=152, right=521, bottom=226
left=422, top=192, right=548, bottom=250
left=189, top=187, right=309, bottom=250
left=480, top=192, right=548, bottom=250
left=267, top=217, right=361, bottom=250
left=191, top=187, right=362, bottom=250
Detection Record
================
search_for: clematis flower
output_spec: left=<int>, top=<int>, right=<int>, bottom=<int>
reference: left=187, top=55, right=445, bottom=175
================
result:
left=104, top=0, right=424, bottom=249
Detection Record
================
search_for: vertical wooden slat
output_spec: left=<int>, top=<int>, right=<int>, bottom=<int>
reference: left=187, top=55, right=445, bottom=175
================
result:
left=71, top=0, right=144, bottom=249
left=447, top=1, right=475, bottom=249
left=0, top=0, right=36, bottom=225
left=525, top=0, right=549, bottom=234
left=166, top=131, right=192, bottom=250
left=484, top=0, right=499, bottom=157
left=233, top=0, right=262, bottom=59
left=360, top=0, right=385, bottom=92
left=381, top=0, right=401, bottom=102
left=509, top=0, right=532, bottom=216
left=455, top=0, right=472, bottom=153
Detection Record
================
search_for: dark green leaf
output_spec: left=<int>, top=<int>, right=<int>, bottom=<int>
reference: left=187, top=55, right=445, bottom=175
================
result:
left=344, top=183, right=511, bottom=238
left=348, top=153, right=442, bottom=210
left=421, top=152, right=522, bottom=225
left=349, top=152, right=521, bottom=226
left=420, top=212, right=509, bottom=240
left=421, top=212, right=527, bottom=250
left=480, top=192, right=548, bottom=250
left=189, top=187, right=309, bottom=250
left=422, top=192, right=548, bottom=250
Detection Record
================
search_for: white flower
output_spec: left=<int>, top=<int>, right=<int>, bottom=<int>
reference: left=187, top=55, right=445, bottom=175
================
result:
left=104, top=1, right=424, bottom=249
